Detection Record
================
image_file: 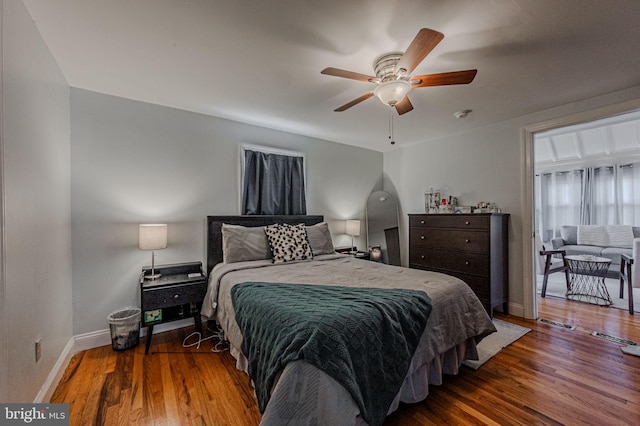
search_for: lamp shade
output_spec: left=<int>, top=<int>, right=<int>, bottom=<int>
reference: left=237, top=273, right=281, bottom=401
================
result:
left=138, top=224, right=168, bottom=250
left=346, top=220, right=361, bottom=237
left=373, top=80, right=411, bottom=106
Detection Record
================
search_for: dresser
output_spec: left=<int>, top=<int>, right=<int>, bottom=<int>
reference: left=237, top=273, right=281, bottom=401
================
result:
left=409, top=213, right=509, bottom=316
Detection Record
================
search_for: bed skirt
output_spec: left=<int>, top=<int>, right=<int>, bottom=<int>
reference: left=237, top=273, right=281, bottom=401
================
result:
left=228, top=337, right=479, bottom=426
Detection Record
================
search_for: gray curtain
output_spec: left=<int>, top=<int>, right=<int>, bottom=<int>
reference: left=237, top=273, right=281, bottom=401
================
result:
left=582, top=166, right=620, bottom=225
left=242, top=150, right=307, bottom=215
left=537, top=170, right=583, bottom=241
left=580, top=167, right=593, bottom=225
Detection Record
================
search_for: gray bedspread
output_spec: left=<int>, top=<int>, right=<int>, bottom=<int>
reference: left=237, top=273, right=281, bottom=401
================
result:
left=231, top=282, right=432, bottom=426
left=201, top=254, right=496, bottom=425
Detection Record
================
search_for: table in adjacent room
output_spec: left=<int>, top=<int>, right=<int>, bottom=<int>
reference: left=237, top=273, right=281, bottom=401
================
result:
left=565, top=255, right=612, bottom=306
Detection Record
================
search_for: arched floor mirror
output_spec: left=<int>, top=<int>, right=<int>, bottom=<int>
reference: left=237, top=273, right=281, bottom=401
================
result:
left=366, top=190, right=401, bottom=265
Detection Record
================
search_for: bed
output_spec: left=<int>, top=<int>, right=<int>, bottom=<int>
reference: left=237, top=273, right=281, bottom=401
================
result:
left=201, top=215, right=496, bottom=426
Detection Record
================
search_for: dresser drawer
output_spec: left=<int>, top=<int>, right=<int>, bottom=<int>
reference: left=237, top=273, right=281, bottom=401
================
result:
left=142, top=281, right=207, bottom=309
left=409, top=264, right=490, bottom=300
left=409, top=248, right=489, bottom=277
left=409, top=228, right=488, bottom=252
left=409, top=213, right=509, bottom=317
left=410, top=214, right=489, bottom=230
left=448, top=272, right=490, bottom=300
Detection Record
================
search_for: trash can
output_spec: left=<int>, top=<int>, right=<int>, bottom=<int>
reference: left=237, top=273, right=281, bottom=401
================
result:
left=107, top=307, right=141, bottom=351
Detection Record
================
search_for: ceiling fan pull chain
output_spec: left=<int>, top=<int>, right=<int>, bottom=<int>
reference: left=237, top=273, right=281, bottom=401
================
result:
left=389, top=108, right=396, bottom=145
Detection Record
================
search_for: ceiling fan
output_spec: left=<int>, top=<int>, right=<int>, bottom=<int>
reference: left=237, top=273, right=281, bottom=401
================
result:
left=321, top=28, right=477, bottom=115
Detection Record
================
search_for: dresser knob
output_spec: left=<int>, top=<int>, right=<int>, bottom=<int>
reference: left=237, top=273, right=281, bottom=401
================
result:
left=421, top=235, right=425, bottom=240
left=173, top=294, right=179, bottom=299
left=465, top=239, right=470, bottom=243
left=421, top=255, right=425, bottom=259
left=465, top=261, right=469, bottom=265
left=420, top=220, right=425, bottom=224
left=465, top=221, right=470, bottom=225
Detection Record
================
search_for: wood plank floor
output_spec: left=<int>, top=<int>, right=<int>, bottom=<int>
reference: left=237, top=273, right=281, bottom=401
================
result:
left=51, top=295, right=640, bottom=425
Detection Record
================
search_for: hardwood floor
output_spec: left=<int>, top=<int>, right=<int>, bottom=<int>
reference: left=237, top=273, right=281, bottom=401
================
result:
left=51, top=296, right=640, bottom=425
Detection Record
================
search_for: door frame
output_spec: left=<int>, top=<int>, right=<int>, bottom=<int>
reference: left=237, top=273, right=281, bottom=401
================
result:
left=521, top=98, right=640, bottom=319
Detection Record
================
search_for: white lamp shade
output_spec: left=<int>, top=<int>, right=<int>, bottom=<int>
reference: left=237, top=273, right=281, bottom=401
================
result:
left=138, top=224, right=168, bottom=250
left=346, top=220, right=361, bottom=237
left=373, top=80, right=411, bottom=106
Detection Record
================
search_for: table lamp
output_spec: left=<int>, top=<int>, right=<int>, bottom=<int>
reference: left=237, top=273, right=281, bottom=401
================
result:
left=346, top=220, right=360, bottom=254
left=139, top=224, right=168, bottom=280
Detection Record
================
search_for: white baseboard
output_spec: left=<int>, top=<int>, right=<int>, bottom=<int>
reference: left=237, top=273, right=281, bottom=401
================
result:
left=73, top=317, right=195, bottom=352
left=506, top=301, right=524, bottom=318
left=34, top=337, right=75, bottom=403
left=37, top=318, right=196, bottom=402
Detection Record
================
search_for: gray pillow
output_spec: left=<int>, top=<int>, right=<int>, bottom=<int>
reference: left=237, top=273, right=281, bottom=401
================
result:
left=560, top=225, right=578, bottom=245
left=306, top=222, right=335, bottom=255
left=222, top=224, right=271, bottom=263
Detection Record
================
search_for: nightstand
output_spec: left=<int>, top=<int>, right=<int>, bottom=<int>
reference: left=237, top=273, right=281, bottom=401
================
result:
left=335, top=247, right=371, bottom=260
left=140, top=262, right=207, bottom=354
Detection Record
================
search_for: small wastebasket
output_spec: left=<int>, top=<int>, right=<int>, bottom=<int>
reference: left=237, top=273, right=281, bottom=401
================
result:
left=107, top=307, right=141, bottom=351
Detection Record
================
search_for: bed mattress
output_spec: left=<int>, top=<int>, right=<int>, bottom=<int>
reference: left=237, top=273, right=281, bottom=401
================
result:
left=202, top=254, right=496, bottom=425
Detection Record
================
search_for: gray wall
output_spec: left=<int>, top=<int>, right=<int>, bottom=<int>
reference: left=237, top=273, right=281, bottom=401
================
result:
left=1, top=0, right=72, bottom=402
left=71, top=89, right=382, bottom=334
left=384, top=85, right=640, bottom=316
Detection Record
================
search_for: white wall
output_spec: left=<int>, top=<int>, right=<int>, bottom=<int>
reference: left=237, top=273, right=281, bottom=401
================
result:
left=70, top=89, right=383, bottom=334
left=1, top=0, right=72, bottom=402
left=384, top=85, right=640, bottom=316
left=0, top=0, right=6, bottom=404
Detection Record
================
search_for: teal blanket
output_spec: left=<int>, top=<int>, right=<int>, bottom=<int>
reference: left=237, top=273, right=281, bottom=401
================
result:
left=231, top=282, right=432, bottom=426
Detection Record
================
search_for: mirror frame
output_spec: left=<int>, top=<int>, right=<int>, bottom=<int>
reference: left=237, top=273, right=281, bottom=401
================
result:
left=365, top=190, right=401, bottom=265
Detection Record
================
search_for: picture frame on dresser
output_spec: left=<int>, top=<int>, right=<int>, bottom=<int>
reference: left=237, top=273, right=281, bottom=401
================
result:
left=408, top=213, right=509, bottom=317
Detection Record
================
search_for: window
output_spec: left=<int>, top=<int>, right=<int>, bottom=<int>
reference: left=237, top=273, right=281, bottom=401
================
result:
left=240, top=145, right=306, bottom=215
left=619, top=163, right=640, bottom=224
left=537, top=162, right=640, bottom=241
left=537, top=170, right=583, bottom=241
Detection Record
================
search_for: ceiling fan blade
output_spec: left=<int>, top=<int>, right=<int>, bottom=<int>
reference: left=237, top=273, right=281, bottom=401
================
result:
left=395, top=96, right=413, bottom=115
left=334, top=92, right=375, bottom=112
left=321, top=67, right=379, bottom=83
left=394, top=28, right=444, bottom=76
left=410, top=69, right=478, bottom=88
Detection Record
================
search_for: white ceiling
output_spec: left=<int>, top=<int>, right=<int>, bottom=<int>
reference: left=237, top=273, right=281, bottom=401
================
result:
left=21, top=0, right=640, bottom=152
left=535, top=110, right=640, bottom=171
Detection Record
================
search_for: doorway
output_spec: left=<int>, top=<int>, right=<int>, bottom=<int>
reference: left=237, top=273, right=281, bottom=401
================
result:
left=523, top=99, right=640, bottom=319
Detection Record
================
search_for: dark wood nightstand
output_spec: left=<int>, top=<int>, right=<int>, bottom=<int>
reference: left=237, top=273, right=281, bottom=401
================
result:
left=335, top=247, right=371, bottom=260
left=140, top=262, right=207, bottom=354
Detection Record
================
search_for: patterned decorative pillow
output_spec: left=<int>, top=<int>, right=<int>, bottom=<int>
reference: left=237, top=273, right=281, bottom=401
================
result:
left=264, top=223, right=313, bottom=263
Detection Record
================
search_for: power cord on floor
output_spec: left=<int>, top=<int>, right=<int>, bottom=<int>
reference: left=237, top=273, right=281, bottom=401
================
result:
left=182, top=324, right=229, bottom=352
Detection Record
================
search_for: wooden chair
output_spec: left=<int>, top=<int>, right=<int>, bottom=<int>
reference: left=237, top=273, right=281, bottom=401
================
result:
left=619, top=254, right=634, bottom=315
left=536, top=235, right=570, bottom=297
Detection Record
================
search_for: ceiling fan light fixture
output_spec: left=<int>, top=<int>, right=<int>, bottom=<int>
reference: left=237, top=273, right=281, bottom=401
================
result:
left=374, top=80, right=411, bottom=106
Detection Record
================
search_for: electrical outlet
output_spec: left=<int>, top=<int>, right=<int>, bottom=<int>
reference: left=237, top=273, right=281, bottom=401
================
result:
left=35, top=339, right=42, bottom=362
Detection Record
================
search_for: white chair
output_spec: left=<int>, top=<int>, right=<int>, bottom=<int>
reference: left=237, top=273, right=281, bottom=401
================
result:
left=535, top=235, right=570, bottom=297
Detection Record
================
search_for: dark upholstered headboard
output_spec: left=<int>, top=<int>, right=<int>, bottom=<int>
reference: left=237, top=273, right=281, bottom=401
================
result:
left=206, top=215, right=324, bottom=274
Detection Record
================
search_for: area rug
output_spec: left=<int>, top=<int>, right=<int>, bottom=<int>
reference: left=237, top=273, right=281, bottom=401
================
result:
left=536, top=274, right=639, bottom=311
left=463, top=319, right=531, bottom=370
